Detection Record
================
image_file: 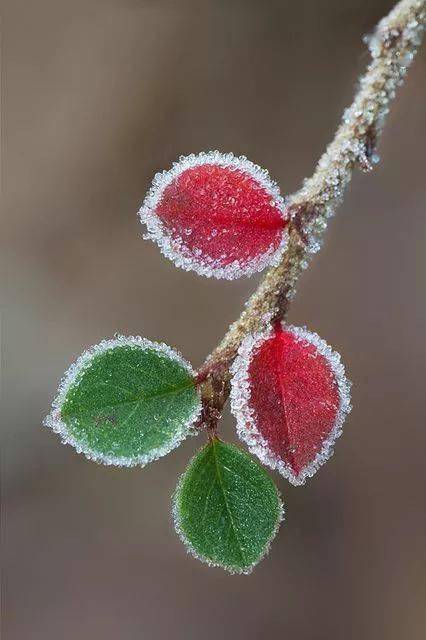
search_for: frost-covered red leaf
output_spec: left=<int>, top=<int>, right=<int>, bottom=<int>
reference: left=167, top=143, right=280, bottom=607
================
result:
left=139, top=151, right=289, bottom=279
left=231, top=323, right=351, bottom=485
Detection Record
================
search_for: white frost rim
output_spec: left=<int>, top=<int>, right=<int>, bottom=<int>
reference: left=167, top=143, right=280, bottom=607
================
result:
left=172, top=441, right=285, bottom=575
left=230, top=323, right=352, bottom=486
left=43, top=335, right=202, bottom=467
left=138, top=150, right=289, bottom=280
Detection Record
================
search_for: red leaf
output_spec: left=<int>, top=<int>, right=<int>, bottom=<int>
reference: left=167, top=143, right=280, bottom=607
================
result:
left=231, top=323, right=351, bottom=485
left=139, top=151, right=289, bottom=279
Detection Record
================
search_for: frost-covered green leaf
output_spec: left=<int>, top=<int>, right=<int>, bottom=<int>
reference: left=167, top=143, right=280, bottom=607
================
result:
left=173, top=439, right=283, bottom=574
left=44, top=336, right=201, bottom=466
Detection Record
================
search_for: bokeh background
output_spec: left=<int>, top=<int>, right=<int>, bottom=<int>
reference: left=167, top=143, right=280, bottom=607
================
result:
left=2, top=1, right=426, bottom=638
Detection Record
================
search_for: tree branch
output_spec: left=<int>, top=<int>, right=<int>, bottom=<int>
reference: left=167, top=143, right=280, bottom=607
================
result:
left=197, top=0, right=425, bottom=425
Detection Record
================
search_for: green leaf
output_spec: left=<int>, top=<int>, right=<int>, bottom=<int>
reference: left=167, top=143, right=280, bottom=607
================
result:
left=44, top=336, right=201, bottom=466
left=173, top=438, right=283, bottom=574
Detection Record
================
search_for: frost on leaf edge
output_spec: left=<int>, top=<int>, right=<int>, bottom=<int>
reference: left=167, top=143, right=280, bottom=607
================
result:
left=230, top=323, right=352, bottom=486
left=172, top=439, right=285, bottom=575
left=43, top=335, right=202, bottom=467
left=138, top=150, right=289, bottom=280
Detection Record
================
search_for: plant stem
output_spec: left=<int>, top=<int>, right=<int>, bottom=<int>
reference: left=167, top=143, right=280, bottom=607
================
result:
left=197, top=0, right=425, bottom=425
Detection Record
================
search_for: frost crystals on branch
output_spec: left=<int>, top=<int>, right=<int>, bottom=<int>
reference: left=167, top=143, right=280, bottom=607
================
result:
left=204, top=0, right=425, bottom=372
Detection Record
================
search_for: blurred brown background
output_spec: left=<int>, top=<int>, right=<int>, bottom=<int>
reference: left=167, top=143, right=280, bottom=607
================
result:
left=2, top=0, right=426, bottom=638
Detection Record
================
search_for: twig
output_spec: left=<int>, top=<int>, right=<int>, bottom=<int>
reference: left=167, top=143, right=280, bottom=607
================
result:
left=197, top=0, right=425, bottom=425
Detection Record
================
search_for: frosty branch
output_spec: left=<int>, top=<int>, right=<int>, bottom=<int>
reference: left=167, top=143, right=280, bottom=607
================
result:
left=198, top=0, right=426, bottom=427
left=45, top=0, right=425, bottom=574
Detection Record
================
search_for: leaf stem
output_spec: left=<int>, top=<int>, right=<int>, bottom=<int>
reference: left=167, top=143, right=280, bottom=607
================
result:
left=197, top=0, right=425, bottom=429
